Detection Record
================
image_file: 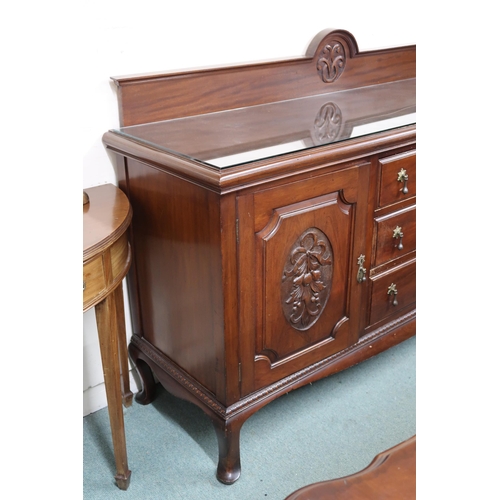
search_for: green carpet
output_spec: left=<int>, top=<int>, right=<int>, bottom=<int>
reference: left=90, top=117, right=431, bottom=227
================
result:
left=83, top=336, right=416, bottom=499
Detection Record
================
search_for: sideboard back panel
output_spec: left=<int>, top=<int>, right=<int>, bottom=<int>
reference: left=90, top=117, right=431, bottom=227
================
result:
left=113, top=30, right=415, bottom=126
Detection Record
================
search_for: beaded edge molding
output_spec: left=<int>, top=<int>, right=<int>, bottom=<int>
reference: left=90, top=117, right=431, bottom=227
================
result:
left=131, top=308, right=414, bottom=420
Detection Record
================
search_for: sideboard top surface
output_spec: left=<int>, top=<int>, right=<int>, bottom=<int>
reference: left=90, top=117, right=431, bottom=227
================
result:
left=112, top=78, right=415, bottom=169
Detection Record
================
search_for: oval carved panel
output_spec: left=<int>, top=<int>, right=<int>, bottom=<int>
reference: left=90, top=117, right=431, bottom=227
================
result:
left=281, top=228, right=333, bottom=331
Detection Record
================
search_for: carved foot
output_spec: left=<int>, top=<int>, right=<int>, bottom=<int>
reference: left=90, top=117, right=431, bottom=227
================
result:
left=115, top=469, right=131, bottom=490
left=212, top=417, right=243, bottom=484
left=129, top=343, right=157, bottom=405
left=122, top=390, right=134, bottom=408
left=217, top=464, right=241, bottom=485
left=134, top=359, right=157, bottom=405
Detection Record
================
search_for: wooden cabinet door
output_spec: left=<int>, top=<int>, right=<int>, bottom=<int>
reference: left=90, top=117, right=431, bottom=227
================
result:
left=237, top=163, right=370, bottom=395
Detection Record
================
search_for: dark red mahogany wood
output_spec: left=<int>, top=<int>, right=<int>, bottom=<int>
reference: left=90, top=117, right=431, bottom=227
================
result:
left=102, top=29, right=416, bottom=485
left=112, top=29, right=415, bottom=127
left=285, top=435, right=416, bottom=499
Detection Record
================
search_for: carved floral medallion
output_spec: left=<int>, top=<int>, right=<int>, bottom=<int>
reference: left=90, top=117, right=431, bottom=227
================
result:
left=316, top=42, right=346, bottom=83
left=281, top=228, right=333, bottom=330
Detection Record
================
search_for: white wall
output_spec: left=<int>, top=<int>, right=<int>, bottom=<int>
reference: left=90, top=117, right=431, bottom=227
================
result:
left=82, top=1, right=417, bottom=416
left=6, top=2, right=498, bottom=496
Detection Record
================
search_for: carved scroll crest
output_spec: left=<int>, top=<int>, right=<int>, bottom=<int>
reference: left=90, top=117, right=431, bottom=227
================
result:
left=316, top=42, right=346, bottom=83
left=281, top=228, right=333, bottom=330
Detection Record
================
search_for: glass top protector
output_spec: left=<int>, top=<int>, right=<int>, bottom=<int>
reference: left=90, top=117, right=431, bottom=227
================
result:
left=114, top=79, right=415, bottom=169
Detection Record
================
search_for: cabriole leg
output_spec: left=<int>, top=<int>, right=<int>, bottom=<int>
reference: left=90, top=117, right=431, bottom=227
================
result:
left=211, top=416, right=244, bottom=484
left=128, top=341, right=157, bottom=405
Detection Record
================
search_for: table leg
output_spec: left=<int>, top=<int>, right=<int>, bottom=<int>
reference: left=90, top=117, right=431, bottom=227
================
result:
left=95, top=291, right=132, bottom=490
left=114, top=284, right=133, bottom=407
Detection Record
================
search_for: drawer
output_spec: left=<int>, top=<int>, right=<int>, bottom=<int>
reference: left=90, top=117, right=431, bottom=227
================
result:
left=369, top=260, right=416, bottom=325
left=378, top=151, right=416, bottom=208
left=83, top=255, right=105, bottom=307
left=373, top=205, right=416, bottom=267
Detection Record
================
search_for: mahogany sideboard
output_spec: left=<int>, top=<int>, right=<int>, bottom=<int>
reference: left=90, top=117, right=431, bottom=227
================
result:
left=102, top=29, right=416, bottom=484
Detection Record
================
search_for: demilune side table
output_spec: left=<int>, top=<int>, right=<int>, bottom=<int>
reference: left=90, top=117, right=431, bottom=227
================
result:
left=83, top=183, right=133, bottom=490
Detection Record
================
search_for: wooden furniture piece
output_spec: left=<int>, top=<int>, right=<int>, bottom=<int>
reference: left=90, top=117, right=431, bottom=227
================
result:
left=83, top=184, right=133, bottom=490
left=284, top=435, right=416, bottom=499
left=102, top=29, right=416, bottom=484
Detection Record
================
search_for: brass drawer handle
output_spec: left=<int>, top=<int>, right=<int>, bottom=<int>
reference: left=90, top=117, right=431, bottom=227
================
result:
left=392, top=226, right=404, bottom=250
left=387, top=283, right=398, bottom=306
left=397, top=168, right=409, bottom=194
left=356, top=254, right=367, bottom=283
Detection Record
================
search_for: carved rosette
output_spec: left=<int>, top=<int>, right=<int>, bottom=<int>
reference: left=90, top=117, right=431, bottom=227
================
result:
left=281, top=228, right=333, bottom=330
left=312, top=102, right=342, bottom=145
left=316, top=43, right=346, bottom=83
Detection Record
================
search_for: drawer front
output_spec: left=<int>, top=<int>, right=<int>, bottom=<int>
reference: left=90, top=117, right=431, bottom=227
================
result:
left=373, top=205, right=416, bottom=267
left=378, top=151, right=416, bottom=208
left=83, top=255, right=105, bottom=307
left=369, top=260, right=416, bottom=325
